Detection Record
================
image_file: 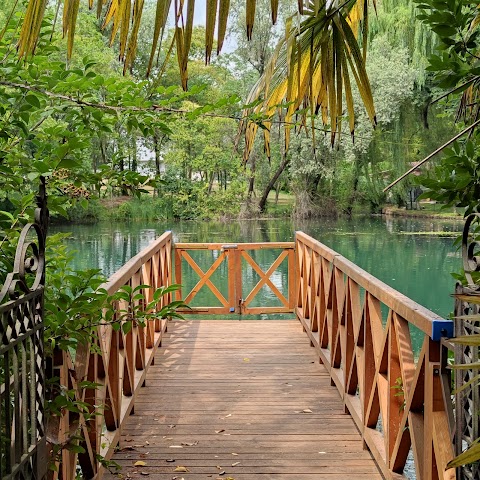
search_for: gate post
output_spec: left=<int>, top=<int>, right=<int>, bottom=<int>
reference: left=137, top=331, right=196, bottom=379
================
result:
left=0, top=178, right=49, bottom=480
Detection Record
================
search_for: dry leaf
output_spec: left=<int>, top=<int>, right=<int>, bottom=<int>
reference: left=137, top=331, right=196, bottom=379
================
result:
left=166, top=459, right=176, bottom=462
left=243, top=358, right=250, bottom=362
left=232, top=461, right=241, bottom=466
left=215, top=429, right=225, bottom=434
left=225, top=414, right=232, bottom=418
left=181, top=441, right=198, bottom=446
left=174, top=466, right=189, bottom=473
left=134, top=461, right=146, bottom=466
left=231, top=453, right=238, bottom=456
left=169, top=445, right=183, bottom=448
left=302, top=409, right=313, bottom=413
left=140, top=472, right=149, bottom=476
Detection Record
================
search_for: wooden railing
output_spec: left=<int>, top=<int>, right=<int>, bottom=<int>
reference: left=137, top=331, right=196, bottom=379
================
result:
left=295, top=231, right=455, bottom=480
left=42, top=230, right=459, bottom=479
left=174, top=242, right=295, bottom=315
left=53, top=231, right=172, bottom=479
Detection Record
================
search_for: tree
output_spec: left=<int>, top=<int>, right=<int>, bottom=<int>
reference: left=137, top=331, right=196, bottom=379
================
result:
left=11, top=0, right=375, bottom=150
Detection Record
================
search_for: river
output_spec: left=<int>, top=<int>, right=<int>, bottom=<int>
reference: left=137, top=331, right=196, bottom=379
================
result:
left=51, top=214, right=463, bottom=320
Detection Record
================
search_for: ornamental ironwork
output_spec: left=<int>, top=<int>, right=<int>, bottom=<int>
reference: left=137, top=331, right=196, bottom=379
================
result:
left=455, top=213, right=480, bottom=480
left=0, top=178, right=48, bottom=480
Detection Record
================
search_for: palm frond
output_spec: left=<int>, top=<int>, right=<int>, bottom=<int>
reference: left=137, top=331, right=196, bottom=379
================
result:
left=242, top=0, right=376, bottom=160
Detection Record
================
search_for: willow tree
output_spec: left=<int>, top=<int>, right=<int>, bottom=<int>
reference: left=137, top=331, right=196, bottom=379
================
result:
left=11, top=0, right=377, bottom=154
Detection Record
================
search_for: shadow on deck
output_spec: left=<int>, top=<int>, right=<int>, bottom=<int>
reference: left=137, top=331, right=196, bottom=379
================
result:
left=104, top=319, right=383, bottom=480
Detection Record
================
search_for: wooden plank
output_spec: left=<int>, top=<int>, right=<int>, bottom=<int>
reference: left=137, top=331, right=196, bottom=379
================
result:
left=175, top=242, right=295, bottom=250
left=102, top=320, right=383, bottom=480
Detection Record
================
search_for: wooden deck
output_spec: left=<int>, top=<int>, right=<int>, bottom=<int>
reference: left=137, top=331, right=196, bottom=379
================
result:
left=104, top=319, right=383, bottom=479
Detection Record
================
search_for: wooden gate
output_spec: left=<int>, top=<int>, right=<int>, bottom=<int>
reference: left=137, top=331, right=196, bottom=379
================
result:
left=174, top=242, right=295, bottom=315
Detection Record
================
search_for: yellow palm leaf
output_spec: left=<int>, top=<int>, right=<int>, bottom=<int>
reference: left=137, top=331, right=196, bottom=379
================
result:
left=146, top=0, right=173, bottom=76
left=205, top=0, right=217, bottom=63
left=246, top=0, right=256, bottom=40
left=217, top=0, right=230, bottom=54
left=242, top=0, right=375, bottom=159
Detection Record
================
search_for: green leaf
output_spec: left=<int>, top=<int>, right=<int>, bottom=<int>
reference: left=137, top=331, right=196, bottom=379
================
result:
left=25, top=94, right=41, bottom=108
left=448, top=442, right=480, bottom=468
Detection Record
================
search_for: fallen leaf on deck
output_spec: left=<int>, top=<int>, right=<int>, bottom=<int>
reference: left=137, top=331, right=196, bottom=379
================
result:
left=166, top=459, right=175, bottom=462
left=225, top=414, right=232, bottom=418
left=168, top=424, right=176, bottom=429
left=134, top=461, right=146, bottom=466
left=140, top=472, right=149, bottom=476
left=231, top=453, right=238, bottom=456
left=120, top=446, right=136, bottom=451
left=232, top=462, right=240, bottom=466
left=173, top=466, right=189, bottom=473
left=302, top=409, right=313, bottom=413
left=215, top=429, right=225, bottom=434
left=243, top=358, right=250, bottom=362
left=181, top=441, right=198, bottom=446
left=169, top=445, right=183, bottom=448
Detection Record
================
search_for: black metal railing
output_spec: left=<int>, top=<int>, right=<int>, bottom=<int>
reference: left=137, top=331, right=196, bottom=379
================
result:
left=0, top=178, right=48, bottom=480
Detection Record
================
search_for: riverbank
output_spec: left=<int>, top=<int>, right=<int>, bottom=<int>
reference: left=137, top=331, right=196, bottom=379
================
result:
left=382, top=205, right=464, bottom=220
left=57, top=192, right=466, bottom=225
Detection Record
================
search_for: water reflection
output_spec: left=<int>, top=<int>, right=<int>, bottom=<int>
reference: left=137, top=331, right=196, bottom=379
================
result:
left=50, top=215, right=463, bottom=320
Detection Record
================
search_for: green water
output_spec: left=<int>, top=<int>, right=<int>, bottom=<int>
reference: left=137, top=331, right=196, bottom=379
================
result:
left=51, top=215, right=463, bottom=320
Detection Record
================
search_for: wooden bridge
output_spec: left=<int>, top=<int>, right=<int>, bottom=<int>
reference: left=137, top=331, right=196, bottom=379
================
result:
left=1, top=225, right=460, bottom=479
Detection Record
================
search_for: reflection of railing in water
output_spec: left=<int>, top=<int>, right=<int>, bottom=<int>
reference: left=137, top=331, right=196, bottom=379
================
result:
left=295, top=231, right=455, bottom=480
left=0, top=179, right=48, bottom=480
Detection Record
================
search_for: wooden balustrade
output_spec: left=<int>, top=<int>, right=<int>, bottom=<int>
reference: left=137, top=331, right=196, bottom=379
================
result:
left=43, top=229, right=458, bottom=480
left=52, top=231, right=172, bottom=479
left=295, top=231, right=455, bottom=480
left=174, top=242, right=295, bottom=315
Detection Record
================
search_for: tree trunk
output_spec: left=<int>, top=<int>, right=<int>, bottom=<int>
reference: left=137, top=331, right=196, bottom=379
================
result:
left=248, top=155, right=256, bottom=198
left=258, top=156, right=290, bottom=213
left=131, top=139, right=137, bottom=172
left=208, top=172, right=215, bottom=193
left=153, top=131, right=163, bottom=176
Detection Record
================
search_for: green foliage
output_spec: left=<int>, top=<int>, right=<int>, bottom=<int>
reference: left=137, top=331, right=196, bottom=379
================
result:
left=419, top=141, right=478, bottom=215
left=414, top=0, right=480, bottom=470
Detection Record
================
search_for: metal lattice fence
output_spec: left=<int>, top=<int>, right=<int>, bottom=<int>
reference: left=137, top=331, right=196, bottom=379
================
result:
left=0, top=179, right=48, bottom=480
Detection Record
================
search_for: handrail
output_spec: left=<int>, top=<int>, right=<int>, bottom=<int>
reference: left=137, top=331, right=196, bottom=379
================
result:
left=295, top=231, right=455, bottom=480
left=53, top=231, right=173, bottom=479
